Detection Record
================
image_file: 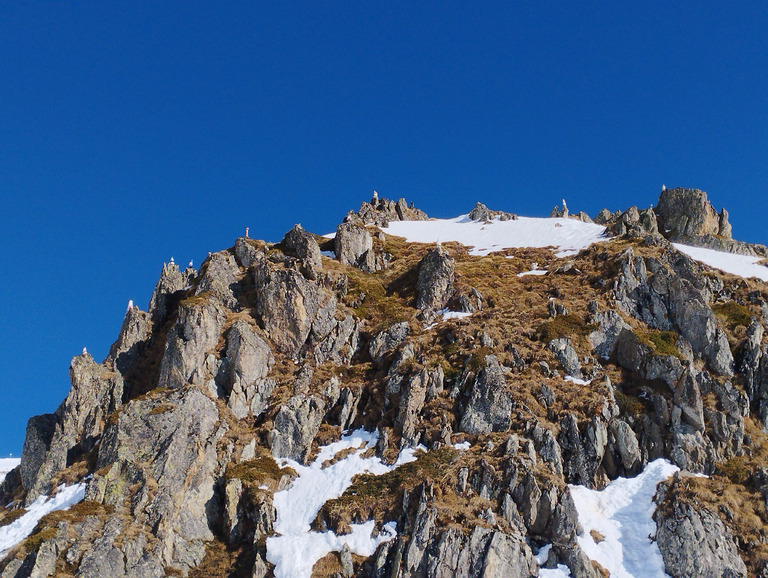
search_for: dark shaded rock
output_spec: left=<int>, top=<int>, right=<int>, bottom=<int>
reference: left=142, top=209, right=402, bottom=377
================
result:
left=19, top=413, right=57, bottom=492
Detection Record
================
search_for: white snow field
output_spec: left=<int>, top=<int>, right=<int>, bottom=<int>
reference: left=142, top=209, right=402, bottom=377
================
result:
left=674, top=243, right=768, bottom=282
left=0, top=459, right=20, bottom=484
left=266, top=429, right=422, bottom=578
left=569, top=458, right=679, bottom=578
left=0, top=481, right=86, bottom=558
left=384, top=215, right=608, bottom=257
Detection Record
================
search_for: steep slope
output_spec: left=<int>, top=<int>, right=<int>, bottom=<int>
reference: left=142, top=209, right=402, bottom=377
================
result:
left=1, top=189, right=768, bottom=577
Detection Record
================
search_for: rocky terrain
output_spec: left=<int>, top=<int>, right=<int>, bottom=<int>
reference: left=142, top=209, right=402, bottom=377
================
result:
left=2, top=187, right=768, bottom=577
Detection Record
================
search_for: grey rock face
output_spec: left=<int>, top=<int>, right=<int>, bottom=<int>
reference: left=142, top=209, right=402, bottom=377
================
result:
left=148, top=261, right=193, bottom=324
left=615, top=329, right=684, bottom=389
left=380, top=504, right=537, bottom=577
left=194, top=250, right=241, bottom=308
left=415, top=246, right=455, bottom=311
left=613, top=247, right=733, bottom=376
left=157, top=297, right=227, bottom=390
left=459, top=355, right=513, bottom=435
left=369, top=321, right=410, bottom=365
left=254, top=265, right=320, bottom=357
left=219, top=320, right=275, bottom=419
left=23, top=353, right=124, bottom=501
left=107, top=304, right=152, bottom=376
left=397, top=369, right=429, bottom=446
left=589, top=309, right=630, bottom=360
left=93, top=387, right=225, bottom=572
left=268, top=395, right=326, bottom=463
left=656, top=494, right=747, bottom=577
left=335, top=221, right=373, bottom=268
left=234, top=236, right=265, bottom=268
left=547, top=338, right=583, bottom=379
left=281, top=224, right=322, bottom=279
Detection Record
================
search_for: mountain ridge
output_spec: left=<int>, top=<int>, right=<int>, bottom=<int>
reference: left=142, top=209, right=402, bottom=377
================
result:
left=1, top=186, right=767, bottom=577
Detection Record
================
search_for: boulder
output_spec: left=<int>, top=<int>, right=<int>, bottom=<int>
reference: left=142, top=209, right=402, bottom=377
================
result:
left=416, top=247, right=455, bottom=311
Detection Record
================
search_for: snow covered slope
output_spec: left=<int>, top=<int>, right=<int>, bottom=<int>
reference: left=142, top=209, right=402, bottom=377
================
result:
left=0, top=482, right=86, bottom=557
left=384, top=215, right=607, bottom=257
left=0, top=459, right=20, bottom=484
left=674, top=243, right=768, bottom=282
left=570, top=459, right=680, bottom=577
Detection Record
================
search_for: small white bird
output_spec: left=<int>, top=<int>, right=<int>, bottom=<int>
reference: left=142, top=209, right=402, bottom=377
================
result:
left=126, top=299, right=134, bottom=312
left=188, top=260, right=194, bottom=269
left=170, top=257, right=175, bottom=265
left=661, top=184, right=666, bottom=191
left=245, top=227, right=250, bottom=238
left=372, top=190, right=378, bottom=203
left=82, top=346, right=87, bottom=355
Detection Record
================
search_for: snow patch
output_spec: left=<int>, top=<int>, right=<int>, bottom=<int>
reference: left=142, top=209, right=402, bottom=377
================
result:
left=0, top=482, right=86, bottom=558
left=385, top=215, right=606, bottom=258
left=266, top=429, right=422, bottom=578
left=673, top=243, right=768, bottom=282
left=440, top=309, right=472, bottom=321
left=517, top=269, right=548, bottom=277
left=564, top=376, right=592, bottom=386
left=452, top=441, right=471, bottom=450
left=570, top=458, right=679, bottom=578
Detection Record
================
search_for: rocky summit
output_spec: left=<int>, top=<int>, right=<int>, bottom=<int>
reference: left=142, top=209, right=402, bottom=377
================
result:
left=2, top=188, right=768, bottom=577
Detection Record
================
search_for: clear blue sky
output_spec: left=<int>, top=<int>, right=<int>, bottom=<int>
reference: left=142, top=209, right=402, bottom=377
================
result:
left=1, top=2, right=766, bottom=454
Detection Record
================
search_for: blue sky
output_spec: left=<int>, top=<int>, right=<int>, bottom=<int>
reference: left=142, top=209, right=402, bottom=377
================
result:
left=1, top=2, right=766, bottom=454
